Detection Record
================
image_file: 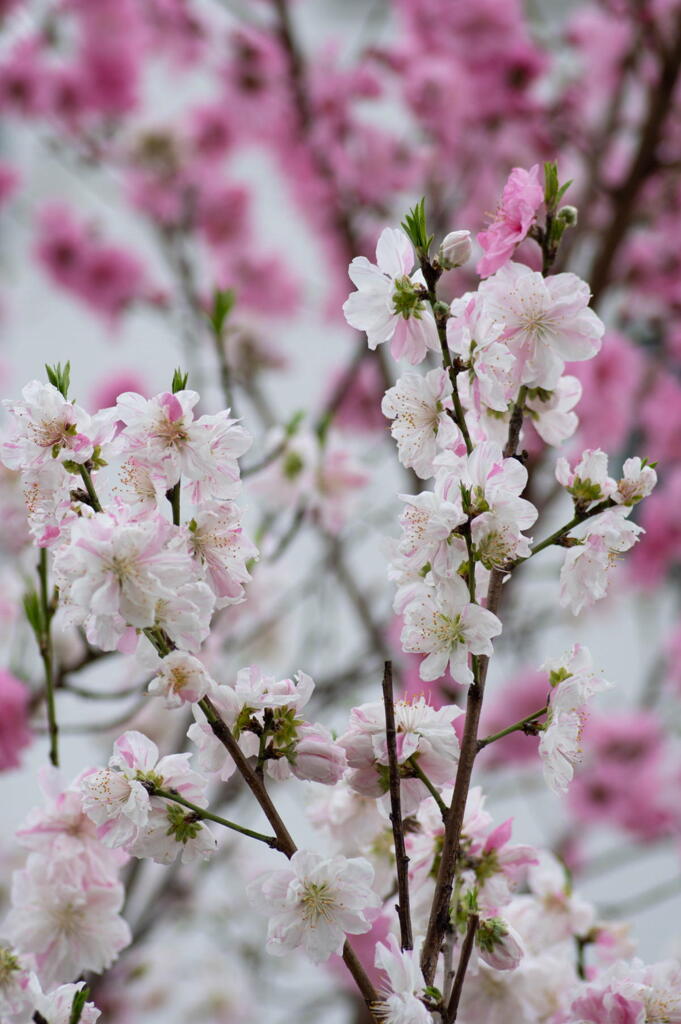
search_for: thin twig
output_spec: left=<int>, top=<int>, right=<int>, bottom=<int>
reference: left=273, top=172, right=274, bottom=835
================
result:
left=382, top=661, right=413, bottom=951
left=477, top=706, right=547, bottom=750
left=446, top=915, right=479, bottom=1023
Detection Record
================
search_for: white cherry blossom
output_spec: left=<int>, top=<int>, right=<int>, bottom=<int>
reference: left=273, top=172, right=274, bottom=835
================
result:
left=382, top=369, right=462, bottom=478
left=343, top=227, right=440, bottom=364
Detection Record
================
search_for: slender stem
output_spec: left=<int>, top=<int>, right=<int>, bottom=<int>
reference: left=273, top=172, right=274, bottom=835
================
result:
left=477, top=706, right=548, bottom=750
left=446, top=915, right=479, bottom=1023
left=37, top=549, right=59, bottom=767
left=421, top=389, right=527, bottom=985
left=407, top=758, right=447, bottom=820
left=197, top=695, right=380, bottom=1016
left=77, top=464, right=102, bottom=512
left=382, top=662, right=413, bottom=951
left=152, top=786, right=280, bottom=848
left=523, top=498, right=615, bottom=561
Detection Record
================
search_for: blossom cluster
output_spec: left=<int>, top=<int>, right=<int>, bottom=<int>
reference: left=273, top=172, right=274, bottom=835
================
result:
left=0, top=161, right=672, bottom=1024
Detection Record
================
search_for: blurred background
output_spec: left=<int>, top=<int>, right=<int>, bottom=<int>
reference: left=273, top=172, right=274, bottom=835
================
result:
left=1, top=0, right=681, bottom=1020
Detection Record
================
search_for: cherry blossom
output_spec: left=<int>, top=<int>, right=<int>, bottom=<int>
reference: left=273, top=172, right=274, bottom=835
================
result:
left=381, top=369, right=462, bottom=479
left=560, top=508, right=644, bottom=615
left=147, top=650, right=214, bottom=708
left=343, top=227, right=440, bottom=364
left=247, top=850, right=380, bottom=963
left=401, top=576, right=502, bottom=684
left=374, top=935, right=431, bottom=1024
left=477, top=164, right=544, bottom=277
left=478, top=262, right=604, bottom=389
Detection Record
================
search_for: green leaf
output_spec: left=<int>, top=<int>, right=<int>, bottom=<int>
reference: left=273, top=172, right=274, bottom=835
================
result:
left=208, top=288, right=236, bottom=337
left=401, top=197, right=433, bottom=256
left=69, top=987, right=90, bottom=1024
left=171, top=367, right=189, bottom=394
left=45, top=361, right=71, bottom=399
left=23, top=589, right=43, bottom=636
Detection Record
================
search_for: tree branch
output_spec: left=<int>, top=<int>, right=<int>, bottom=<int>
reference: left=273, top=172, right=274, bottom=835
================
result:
left=382, top=661, right=413, bottom=951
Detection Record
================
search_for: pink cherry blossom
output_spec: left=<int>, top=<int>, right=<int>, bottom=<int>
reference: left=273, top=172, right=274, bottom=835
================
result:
left=0, top=669, right=31, bottom=770
left=477, top=164, right=544, bottom=277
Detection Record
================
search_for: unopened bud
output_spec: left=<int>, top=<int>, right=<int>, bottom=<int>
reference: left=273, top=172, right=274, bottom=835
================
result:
left=438, top=230, right=472, bottom=270
left=557, top=205, right=578, bottom=227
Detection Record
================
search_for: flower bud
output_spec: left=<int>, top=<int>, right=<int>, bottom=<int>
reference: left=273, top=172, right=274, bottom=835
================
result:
left=557, top=205, right=578, bottom=227
left=438, top=230, right=472, bottom=270
left=291, top=723, right=347, bottom=785
left=476, top=918, right=524, bottom=971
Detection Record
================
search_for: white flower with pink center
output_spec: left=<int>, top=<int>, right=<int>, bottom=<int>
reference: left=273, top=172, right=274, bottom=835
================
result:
left=559, top=507, right=644, bottom=615
left=53, top=506, right=210, bottom=651
left=401, top=576, right=502, bottom=685
left=80, top=730, right=208, bottom=852
left=247, top=850, right=380, bottom=963
left=1, top=381, right=112, bottom=471
left=116, top=389, right=251, bottom=498
left=435, top=440, right=537, bottom=531
left=188, top=501, right=258, bottom=607
left=478, top=262, right=604, bottom=389
left=339, top=696, right=463, bottom=808
left=447, top=292, right=517, bottom=413
left=381, top=369, right=462, bottom=479
left=343, top=227, right=440, bottom=364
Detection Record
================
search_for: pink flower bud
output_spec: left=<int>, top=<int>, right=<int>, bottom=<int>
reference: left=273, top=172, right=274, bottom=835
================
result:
left=291, top=723, right=347, bottom=785
left=476, top=918, right=524, bottom=971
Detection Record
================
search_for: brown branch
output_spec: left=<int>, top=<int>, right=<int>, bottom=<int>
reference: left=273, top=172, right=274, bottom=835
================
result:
left=382, top=661, right=413, bottom=951
left=197, top=695, right=380, bottom=1018
left=588, top=11, right=681, bottom=304
left=445, top=915, right=479, bottom=1023
left=420, top=393, right=527, bottom=985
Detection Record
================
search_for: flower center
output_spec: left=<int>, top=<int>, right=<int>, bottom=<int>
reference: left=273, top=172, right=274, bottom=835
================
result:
left=300, top=882, right=337, bottom=923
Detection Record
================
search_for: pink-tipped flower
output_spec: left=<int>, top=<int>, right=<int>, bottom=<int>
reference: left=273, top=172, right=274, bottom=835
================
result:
left=477, top=165, right=543, bottom=278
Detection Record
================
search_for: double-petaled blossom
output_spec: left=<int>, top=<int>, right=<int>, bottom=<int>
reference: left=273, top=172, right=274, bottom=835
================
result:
left=80, top=730, right=215, bottom=863
left=538, top=645, right=612, bottom=793
left=447, top=292, right=516, bottom=413
left=147, top=650, right=214, bottom=708
left=381, top=369, right=462, bottom=479
left=435, top=440, right=537, bottom=532
left=5, top=856, right=130, bottom=988
left=555, top=448, right=616, bottom=505
left=53, top=505, right=214, bottom=651
left=187, top=501, right=258, bottom=607
left=343, top=227, right=440, bottom=364
left=477, top=164, right=544, bottom=278
left=374, top=935, right=431, bottom=1023
left=563, top=958, right=681, bottom=1024
left=339, top=695, right=463, bottom=809
left=478, top=262, right=604, bottom=389
left=559, top=508, right=644, bottom=615
left=16, top=768, right=126, bottom=886
left=115, top=389, right=251, bottom=499
left=247, top=850, right=380, bottom=963
left=401, top=576, right=502, bottom=685
left=1, top=381, right=116, bottom=471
